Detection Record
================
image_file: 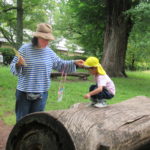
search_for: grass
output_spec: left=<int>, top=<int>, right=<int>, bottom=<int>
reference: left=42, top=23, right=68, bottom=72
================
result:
left=0, top=66, right=150, bottom=125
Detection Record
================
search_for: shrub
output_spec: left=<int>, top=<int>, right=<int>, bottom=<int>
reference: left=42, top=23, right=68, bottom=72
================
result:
left=125, top=60, right=150, bottom=71
left=0, top=47, right=14, bottom=65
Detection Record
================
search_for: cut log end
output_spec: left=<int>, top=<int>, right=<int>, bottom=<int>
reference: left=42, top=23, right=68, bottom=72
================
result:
left=6, top=113, right=75, bottom=150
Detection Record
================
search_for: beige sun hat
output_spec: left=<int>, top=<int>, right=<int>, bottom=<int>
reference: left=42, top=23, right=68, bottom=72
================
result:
left=33, top=23, right=55, bottom=40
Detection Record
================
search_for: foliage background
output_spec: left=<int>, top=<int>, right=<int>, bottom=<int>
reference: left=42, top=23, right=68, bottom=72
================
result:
left=0, top=0, right=150, bottom=70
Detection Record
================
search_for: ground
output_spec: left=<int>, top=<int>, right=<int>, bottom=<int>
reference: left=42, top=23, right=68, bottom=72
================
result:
left=0, top=120, right=13, bottom=150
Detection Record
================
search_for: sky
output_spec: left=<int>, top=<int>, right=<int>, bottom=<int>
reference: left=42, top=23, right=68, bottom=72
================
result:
left=5, top=0, right=13, bottom=4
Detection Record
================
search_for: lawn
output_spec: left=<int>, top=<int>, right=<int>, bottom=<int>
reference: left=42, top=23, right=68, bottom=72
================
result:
left=0, top=66, right=150, bottom=125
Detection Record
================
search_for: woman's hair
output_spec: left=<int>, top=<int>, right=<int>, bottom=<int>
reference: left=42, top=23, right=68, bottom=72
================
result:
left=31, top=37, right=38, bottom=46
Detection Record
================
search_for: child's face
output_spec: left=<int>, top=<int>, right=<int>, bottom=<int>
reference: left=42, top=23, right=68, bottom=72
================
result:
left=87, top=67, right=98, bottom=75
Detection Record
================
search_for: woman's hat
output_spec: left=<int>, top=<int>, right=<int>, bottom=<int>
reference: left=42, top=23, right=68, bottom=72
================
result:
left=84, top=57, right=106, bottom=75
left=33, top=23, right=55, bottom=40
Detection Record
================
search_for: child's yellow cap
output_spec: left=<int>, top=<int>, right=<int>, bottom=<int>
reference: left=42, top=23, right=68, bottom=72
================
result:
left=84, top=57, right=106, bottom=75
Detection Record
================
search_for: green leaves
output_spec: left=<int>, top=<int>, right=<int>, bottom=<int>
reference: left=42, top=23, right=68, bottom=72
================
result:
left=0, top=0, right=57, bottom=47
left=126, top=1, right=150, bottom=70
left=53, top=0, right=106, bottom=56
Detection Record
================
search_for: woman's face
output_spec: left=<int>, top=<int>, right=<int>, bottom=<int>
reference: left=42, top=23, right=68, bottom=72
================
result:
left=38, top=38, right=49, bottom=48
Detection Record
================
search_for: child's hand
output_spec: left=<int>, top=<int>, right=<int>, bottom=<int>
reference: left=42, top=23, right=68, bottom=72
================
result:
left=84, top=93, right=91, bottom=99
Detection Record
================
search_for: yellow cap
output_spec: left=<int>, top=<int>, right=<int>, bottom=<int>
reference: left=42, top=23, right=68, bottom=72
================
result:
left=84, top=57, right=106, bottom=75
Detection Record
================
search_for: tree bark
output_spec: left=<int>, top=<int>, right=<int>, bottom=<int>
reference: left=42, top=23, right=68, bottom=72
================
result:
left=6, top=96, right=150, bottom=150
left=16, top=0, right=23, bottom=49
left=102, top=0, right=133, bottom=77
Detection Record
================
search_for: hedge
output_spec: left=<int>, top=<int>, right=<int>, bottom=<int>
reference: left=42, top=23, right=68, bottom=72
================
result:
left=0, top=47, right=14, bottom=65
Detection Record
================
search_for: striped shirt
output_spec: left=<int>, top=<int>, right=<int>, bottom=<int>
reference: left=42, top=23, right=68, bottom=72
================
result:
left=10, top=43, right=76, bottom=93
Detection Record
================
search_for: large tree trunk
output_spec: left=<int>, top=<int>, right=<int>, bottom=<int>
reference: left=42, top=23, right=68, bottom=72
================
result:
left=16, top=0, right=23, bottom=49
left=6, top=96, right=150, bottom=150
left=102, top=0, right=133, bottom=77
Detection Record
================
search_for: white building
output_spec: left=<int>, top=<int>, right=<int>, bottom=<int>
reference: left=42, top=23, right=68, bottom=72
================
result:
left=55, top=38, right=85, bottom=56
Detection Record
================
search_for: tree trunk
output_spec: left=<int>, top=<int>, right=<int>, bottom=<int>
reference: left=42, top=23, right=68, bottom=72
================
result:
left=6, top=96, right=150, bottom=150
left=102, top=0, right=133, bottom=77
left=16, top=0, right=23, bottom=49
left=131, top=54, right=135, bottom=70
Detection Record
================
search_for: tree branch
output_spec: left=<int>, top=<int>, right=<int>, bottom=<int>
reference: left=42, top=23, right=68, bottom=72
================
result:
left=0, top=27, right=16, bottom=47
left=0, top=7, right=17, bottom=14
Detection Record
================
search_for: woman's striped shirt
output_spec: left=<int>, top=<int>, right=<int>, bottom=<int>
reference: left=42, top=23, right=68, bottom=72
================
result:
left=10, top=43, right=76, bottom=93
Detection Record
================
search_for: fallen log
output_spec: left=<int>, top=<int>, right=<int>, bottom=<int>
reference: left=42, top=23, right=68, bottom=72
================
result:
left=6, top=96, right=150, bottom=150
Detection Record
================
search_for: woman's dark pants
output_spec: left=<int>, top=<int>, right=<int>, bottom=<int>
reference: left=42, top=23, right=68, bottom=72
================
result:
left=15, top=89, right=48, bottom=122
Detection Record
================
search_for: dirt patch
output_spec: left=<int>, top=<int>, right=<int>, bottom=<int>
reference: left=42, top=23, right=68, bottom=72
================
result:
left=0, top=120, right=13, bottom=150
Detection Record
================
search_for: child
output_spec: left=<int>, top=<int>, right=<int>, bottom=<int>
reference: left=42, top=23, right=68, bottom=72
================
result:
left=83, top=57, right=115, bottom=108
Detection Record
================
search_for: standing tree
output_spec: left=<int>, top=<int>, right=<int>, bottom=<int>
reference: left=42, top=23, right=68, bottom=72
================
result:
left=0, top=0, right=24, bottom=49
left=102, top=0, right=139, bottom=77
left=16, top=0, right=23, bottom=49
left=54, top=0, right=150, bottom=77
left=0, top=0, right=55, bottom=49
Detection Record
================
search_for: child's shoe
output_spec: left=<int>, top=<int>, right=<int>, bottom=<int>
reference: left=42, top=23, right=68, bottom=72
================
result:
left=94, top=102, right=107, bottom=108
left=101, top=101, right=107, bottom=106
left=91, top=101, right=97, bottom=105
left=87, top=101, right=96, bottom=107
left=89, top=98, right=97, bottom=106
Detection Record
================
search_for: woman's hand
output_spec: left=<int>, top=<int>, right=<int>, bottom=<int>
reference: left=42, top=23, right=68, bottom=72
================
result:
left=16, top=56, right=26, bottom=66
left=74, top=60, right=84, bottom=67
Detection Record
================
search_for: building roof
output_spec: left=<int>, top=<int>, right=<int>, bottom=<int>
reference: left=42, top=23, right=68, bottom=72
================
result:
left=56, top=38, right=85, bottom=54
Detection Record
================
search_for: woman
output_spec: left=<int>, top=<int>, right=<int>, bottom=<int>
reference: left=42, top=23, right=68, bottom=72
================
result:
left=10, top=23, right=84, bottom=122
